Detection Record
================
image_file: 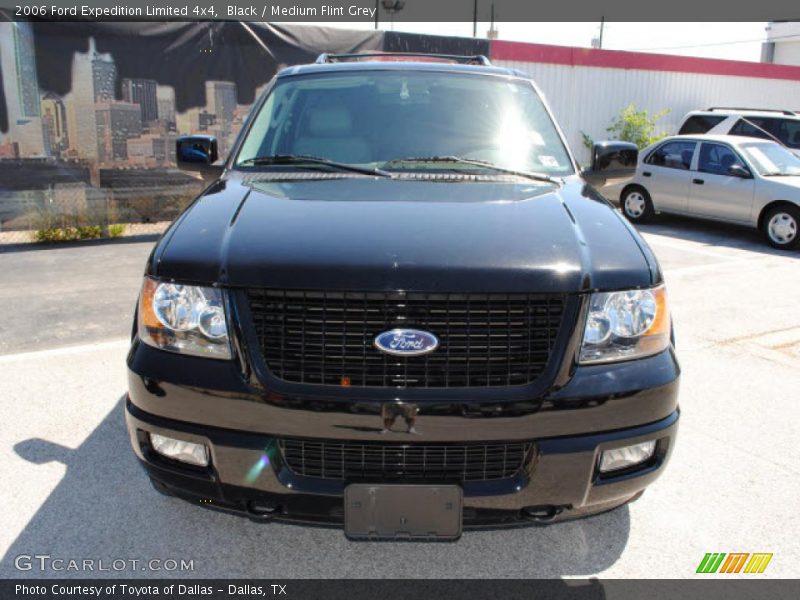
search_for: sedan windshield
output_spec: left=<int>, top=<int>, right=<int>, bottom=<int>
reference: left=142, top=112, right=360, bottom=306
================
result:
left=739, top=142, right=800, bottom=176
left=235, top=70, right=574, bottom=177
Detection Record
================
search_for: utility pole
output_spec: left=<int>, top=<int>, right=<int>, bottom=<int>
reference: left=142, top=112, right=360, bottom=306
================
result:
left=598, top=17, right=605, bottom=49
left=374, top=0, right=379, bottom=29
left=487, top=3, right=498, bottom=39
left=473, top=0, right=478, bottom=37
left=381, top=0, right=405, bottom=32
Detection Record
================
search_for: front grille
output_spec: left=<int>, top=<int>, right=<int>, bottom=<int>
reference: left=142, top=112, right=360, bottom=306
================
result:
left=247, top=290, right=566, bottom=388
left=279, top=438, right=533, bottom=482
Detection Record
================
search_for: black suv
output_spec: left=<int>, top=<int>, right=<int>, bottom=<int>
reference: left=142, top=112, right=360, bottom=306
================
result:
left=126, top=54, right=679, bottom=539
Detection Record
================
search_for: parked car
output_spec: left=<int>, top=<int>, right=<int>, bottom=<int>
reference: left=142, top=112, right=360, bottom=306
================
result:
left=677, top=107, right=800, bottom=157
left=619, top=134, right=800, bottom=249
left=126, top=53, right=679, bottom=539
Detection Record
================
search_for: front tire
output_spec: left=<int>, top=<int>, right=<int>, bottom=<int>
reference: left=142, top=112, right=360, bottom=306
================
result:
left=762, top=205, right=800, bottom=250
left=621, top=186, right=654, bottom=224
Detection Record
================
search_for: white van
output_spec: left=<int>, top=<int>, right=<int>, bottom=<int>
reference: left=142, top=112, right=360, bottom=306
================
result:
left=677, top=108, right=800, bottom=157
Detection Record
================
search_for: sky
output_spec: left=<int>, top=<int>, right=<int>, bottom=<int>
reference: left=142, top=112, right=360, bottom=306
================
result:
left=295, top=22, right=769, bottom=62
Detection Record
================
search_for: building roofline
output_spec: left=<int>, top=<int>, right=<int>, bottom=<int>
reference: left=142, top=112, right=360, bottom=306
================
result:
left=491, top=40, right=800, bottom=82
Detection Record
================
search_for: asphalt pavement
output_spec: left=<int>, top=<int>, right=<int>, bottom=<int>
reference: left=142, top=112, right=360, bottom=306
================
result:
left=1, top=216, right=799, bottom=578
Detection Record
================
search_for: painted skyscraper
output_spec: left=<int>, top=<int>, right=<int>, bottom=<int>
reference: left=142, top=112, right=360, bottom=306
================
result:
left=0, top=22, right=46, bottom=156
left=122, top=78, right=159, bottom=123
left=65, top=38, right=117, bottom=161
left=205, top=81, right=237, bottom=124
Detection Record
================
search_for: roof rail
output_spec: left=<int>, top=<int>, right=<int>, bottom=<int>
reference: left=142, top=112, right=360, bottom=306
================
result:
left=706, top=107, right=797, bottom=116
left=315, top=52, right=492, bottom=66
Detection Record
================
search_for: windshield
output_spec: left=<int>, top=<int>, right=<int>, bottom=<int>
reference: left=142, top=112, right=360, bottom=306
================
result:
left=235, top=70, right=574, bottom=177
left=739, top=142, right=800, bottom=176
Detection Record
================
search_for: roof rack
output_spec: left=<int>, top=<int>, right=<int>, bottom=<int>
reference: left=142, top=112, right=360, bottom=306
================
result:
left=315, top=52, right=492, bottom=66
left=706, top=107, right=797, bottom=116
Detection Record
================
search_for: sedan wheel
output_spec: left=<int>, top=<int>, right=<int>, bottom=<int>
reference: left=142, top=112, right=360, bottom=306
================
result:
left=621, top=187, right=653, bottom=223
left=624, top=192, right=646, bottom=218
left=763, top=205, right=800, bottom=250
left=767, top=212, right=797, bottom=246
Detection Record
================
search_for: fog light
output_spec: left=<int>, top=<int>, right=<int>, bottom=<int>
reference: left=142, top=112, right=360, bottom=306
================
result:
left=599, top=440, right=656, bottom=473
left=150, top=433, right=209, bottom=467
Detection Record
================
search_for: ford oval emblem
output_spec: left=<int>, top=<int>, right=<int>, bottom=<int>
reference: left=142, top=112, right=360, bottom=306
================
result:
left=374, top=328, right=439, bottom=357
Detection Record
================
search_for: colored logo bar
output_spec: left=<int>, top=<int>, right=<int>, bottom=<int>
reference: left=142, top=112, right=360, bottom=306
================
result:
left=696, top=553, right=773, bottom=574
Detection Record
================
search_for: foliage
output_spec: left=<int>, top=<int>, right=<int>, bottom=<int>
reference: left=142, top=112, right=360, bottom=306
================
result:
left=582, top=104, right=671, bottom=150
left=581, top=131, right=595, bottom=152
left=33, top=225, right=102, bottom=243
left=77, top=225, right=102, bottom=239
left=108, top=223, right=127, bottom=238
left=32, top=228, right=72, bottom=243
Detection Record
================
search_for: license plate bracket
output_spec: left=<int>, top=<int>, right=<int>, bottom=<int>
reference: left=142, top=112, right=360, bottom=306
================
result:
left=344, top=484, right=463, bottom=540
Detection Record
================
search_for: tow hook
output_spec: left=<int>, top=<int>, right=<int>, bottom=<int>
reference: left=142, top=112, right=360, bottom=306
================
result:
left=247, top=500, right=281, bottom=520
left=521, top=504, right=570, bottom=523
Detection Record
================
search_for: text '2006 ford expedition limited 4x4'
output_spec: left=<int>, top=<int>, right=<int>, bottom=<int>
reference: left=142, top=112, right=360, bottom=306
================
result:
left=126, top=53, right=679, bottom=539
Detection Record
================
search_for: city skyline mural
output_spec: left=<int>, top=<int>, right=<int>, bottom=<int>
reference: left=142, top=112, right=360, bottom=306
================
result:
left=0, top=22, right=487, bottom=241
left=0, top=22, right=387, bottom=164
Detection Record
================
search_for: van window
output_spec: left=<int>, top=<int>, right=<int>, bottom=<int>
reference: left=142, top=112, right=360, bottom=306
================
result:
left=730, top=118, right=776, bottom=142
left=678, top=115, right=725, bottom=135
left=730, top=117, right=800, bottom=148
left=768, top=118, right=800, bottom=149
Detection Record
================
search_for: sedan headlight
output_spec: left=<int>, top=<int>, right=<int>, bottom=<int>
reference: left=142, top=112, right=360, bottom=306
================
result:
left=138, top=278, right=232, bottom=359
left=579, top=285, right=670, bottom=364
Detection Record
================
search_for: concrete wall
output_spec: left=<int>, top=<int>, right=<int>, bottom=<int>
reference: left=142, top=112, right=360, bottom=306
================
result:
left=765, top=21, right=800, bottom=67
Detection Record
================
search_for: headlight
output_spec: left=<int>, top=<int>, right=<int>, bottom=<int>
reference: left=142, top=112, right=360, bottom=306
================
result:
left=579, top=285, right=670, bottom=364
left=138, top=278, right=232, bottom=359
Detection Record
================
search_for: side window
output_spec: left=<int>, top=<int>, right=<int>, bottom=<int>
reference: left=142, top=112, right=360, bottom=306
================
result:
left=697, top=143, right=746, bottom=176
left=678, top=115, right=726, bottom=135
left=645, top=141, right=697, bottom=170
left=767, top=118, right=800, bottom=149
left=730, top=118, right=773, bottom=141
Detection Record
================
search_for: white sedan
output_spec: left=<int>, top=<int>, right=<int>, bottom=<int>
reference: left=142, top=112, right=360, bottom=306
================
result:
left=618, top=134, right=800, bottom=249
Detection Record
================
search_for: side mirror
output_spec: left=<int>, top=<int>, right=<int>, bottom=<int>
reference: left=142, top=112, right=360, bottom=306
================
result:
left=728, top=164, right=752, bottom=179
left=176, top=135, right=224, bottom=180
left=582, top=141, right=639, bottom=186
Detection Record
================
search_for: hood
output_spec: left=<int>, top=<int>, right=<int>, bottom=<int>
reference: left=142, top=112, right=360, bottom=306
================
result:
left=152, top=174, right=656, bottom=293
left=762, top=175, right=800, bottom=192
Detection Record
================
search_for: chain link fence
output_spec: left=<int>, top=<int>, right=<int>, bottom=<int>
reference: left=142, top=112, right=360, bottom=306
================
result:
left=0, top=168, right=204, bottom=246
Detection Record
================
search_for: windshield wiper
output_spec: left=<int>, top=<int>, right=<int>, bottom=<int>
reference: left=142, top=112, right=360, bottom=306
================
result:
left=383, top=156, right=561, bottom=185
left=238, top=154, right=391, bottom=178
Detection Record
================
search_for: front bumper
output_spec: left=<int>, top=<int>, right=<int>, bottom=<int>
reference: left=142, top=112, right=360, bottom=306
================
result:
left=125, top=341, right=680, bottom=528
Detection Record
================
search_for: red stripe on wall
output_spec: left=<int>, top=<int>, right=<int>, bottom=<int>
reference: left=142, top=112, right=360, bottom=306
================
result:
left=490, top=40, right=800, bottom=82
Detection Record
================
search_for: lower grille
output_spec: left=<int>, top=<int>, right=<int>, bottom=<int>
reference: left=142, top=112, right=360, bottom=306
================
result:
left=279, top=438, right=533, bottom=482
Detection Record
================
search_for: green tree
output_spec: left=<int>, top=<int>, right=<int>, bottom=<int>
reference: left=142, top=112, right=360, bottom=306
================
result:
left=583, top=104, right=671, bottom=151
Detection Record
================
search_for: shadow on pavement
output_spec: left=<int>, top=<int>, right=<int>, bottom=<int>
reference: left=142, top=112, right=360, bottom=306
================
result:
left=3, top=397, right=630, bottom=578
left=637, top=214, right=799, bottom=259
